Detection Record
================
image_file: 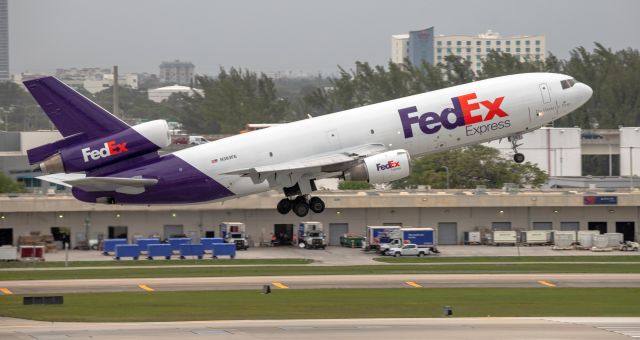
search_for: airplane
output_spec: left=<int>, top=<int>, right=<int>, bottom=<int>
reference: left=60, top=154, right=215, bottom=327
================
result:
left=23, top=73, right=592, bottom=217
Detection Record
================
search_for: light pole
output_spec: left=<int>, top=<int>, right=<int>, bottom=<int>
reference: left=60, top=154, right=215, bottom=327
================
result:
left=442, top=166, right=450, bottom=189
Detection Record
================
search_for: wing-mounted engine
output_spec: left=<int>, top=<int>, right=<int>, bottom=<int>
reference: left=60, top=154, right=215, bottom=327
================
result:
left=31, top=120, right=171, bottom=174
left=343, top=149, right=411, bottom=184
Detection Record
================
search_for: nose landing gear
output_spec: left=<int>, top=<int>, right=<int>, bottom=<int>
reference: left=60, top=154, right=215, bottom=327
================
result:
left=277, top=196, right=325, bottom=217
left=509, top=134, right=525, bottom=163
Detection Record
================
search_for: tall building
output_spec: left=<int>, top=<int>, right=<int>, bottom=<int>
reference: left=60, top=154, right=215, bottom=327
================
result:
left=159, top=60, right=194, bottom=85
left=0, top=0, right=9, bottom=81
left=391, top=27, right=546, bottom=74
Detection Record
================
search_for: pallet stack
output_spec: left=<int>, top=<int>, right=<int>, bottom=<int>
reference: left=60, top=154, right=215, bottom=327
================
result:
left=17, top=231, right=57, bottom=253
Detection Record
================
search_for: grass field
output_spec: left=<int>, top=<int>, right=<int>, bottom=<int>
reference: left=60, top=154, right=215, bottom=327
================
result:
left=1, top=262, right=640, bottom=281
left=0, top=288, right=637, bottom=322
left=0, top=258, right=312, bottom=269
left=374, top=255, right=640, bottom=263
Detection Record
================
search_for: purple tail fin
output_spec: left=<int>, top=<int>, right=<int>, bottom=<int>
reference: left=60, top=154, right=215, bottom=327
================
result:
left=23, top=77, right=130, bottom=139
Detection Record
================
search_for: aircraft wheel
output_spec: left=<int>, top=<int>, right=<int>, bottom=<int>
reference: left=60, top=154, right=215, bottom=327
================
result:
left=514, top=153, right=525, bottom=163
left=309, top=197, right=325, bottom=213
left=293, top=200, right=310, bottom=217
left=277, top=198, right=292, bottom=214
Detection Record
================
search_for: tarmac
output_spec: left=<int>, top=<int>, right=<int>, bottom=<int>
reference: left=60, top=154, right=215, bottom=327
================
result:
left=1, top=317, right=639, bottom=339
left=2, top=273, right=639, bottom=294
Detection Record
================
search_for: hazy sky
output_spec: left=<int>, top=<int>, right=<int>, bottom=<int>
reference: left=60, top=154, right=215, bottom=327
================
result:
left=9, top=0, right=640, bottom=76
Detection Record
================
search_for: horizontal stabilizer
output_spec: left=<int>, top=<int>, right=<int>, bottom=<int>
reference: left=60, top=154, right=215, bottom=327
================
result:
left=38, top=173, right=157, bottom=195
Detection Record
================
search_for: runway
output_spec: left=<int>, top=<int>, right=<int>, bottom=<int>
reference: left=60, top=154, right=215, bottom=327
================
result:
left=1, top=317, right=638, bottom=339
left=1, top=273, right=639, bottom=294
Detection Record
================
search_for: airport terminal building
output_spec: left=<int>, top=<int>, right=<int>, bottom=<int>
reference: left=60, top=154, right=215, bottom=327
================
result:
left=1, top=188, right=638, bottom=248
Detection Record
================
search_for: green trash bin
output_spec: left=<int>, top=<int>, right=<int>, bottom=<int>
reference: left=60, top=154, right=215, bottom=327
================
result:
left=340, top=236, right=364, bottom=248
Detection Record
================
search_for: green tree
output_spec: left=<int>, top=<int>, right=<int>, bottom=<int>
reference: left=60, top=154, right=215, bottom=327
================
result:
left=394, top=145, right=547, bottom=189
left=338, top=181, right=372, bottom=190
left=557, top=44, right=640, bottom=129
left=186, top=68, right=291, bottom=134
left=0, top=172, right=25, bottom=193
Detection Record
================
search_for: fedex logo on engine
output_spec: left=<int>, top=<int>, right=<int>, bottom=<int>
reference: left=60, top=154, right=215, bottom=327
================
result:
left=376, top=160, right=400, bottom=171
left=398, top=93, right=511, bottom=138
left=81, top=140, right=128, bottom=162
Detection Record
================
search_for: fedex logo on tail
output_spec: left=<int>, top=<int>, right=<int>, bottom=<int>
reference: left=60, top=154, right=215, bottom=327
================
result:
left=81, top=140, right=128, bottom=162
left=376, top=160, right=400, bottom=171
left=399, top=93, right=511, bottom=138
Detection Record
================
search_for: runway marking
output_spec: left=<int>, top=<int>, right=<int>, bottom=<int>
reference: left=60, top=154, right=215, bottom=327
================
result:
left=0, top=287, right=12, bottom=295
left=272, top=282, right=289, bottom=289
left=537, top=280, right=556, bottom=287
left=405, top=281, right=422, bottom=288
left=138, top=284, right=154, bottom=292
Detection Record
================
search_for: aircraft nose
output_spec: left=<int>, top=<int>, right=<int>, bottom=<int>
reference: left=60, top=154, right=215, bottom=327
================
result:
left=576, top=82, right=593, bottom=104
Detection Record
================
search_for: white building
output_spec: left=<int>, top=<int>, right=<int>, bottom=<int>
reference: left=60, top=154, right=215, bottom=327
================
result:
left=391, top=34, right=409, bottom=64
left=619, top=127, right=640, bottom=176
left=147, top=85, right=204, bottom=103
left=391, top=28, right=546, bottom=74
left=83, top=73, right=139, bottom=94
left=485, top=127, right=582, bottom=177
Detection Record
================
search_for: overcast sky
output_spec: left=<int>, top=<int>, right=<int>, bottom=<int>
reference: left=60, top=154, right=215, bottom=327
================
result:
left=9, top=0, right=640, bottom=76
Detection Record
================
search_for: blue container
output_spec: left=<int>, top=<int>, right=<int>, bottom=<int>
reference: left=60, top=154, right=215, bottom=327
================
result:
left=200, top=238, right=224, bottom=252
left=212, top=243, right=236, bottom=259
left=114, top=244, right=140, bottom=260
left=179, top=243, right=205, bottom=259
left=102, top=239, right=128, bottom=255
left=135, top=238, right=161, bottom=253
left=168, top=238, right=191, bottom=252
left=147, top=244, right=173, bottom=260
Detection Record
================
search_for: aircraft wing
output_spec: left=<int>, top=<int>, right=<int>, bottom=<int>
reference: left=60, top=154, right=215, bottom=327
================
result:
left=38, top=173, right=158, bottom=195
left=222, top=143, right=387, bottom=187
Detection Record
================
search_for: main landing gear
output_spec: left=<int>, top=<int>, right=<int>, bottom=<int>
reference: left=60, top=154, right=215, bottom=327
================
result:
left=277, top=196, right=325, bottom=217
left=509, top=134, right=525, bottom=164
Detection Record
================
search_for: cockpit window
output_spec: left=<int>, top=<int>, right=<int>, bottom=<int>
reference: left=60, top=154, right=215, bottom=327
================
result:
left=561, top=78, right=576, bottom=89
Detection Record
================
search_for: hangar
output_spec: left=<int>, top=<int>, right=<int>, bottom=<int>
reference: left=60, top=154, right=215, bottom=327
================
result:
left=1, top=188, right=638, bottom=248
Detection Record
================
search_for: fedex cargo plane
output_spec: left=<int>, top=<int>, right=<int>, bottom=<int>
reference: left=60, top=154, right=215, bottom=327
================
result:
left=24, top=73, right=592, bottom=217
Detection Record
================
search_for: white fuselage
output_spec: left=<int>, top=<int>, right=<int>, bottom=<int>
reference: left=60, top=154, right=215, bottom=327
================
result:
left=173, top=73, right=592, bottom=200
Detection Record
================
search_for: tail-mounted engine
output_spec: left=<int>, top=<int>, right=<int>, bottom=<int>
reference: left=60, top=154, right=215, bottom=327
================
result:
left=32, top=120, right=171, bottom=174
left=343, top=149, right=411, bottom=184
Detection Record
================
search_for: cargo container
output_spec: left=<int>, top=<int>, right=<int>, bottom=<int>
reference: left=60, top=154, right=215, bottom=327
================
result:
left=521, top=230, right=551, bottom=245
left=577, top=230, right=600, bottom=249
left=463, top=231, right=481, bottom=245
left=147, top=244, right=172, bottom=260
left=211, top=243, right=236, bottom=259
left=493, top=231, right=517, bottom=246
left=605, top=233, right=624, bottom=248
left=592, top=235, right=610, bottom=249
left=553, top=231, right=577, bottom=244
left=179, top=244, right=205, bottom=259
left=363, top=226, right=401, bottom=251
left=114, top=244, right=140, bottom=260
left=102, top=239, right=127, bottom=255
left=553, top=231, right=576, bottom=249
left=380, top=228, right=436, bottom=254
left=0, top=246, right=17, bottom=261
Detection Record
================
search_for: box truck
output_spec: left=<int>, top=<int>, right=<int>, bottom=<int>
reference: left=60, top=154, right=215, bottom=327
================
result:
left=363, top=226, right=401, bottom=251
